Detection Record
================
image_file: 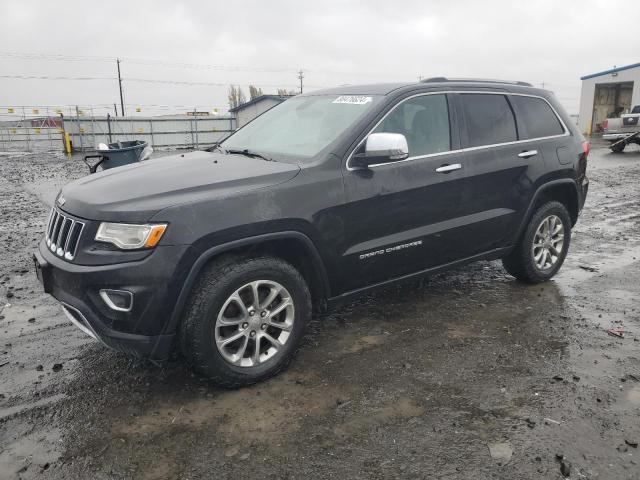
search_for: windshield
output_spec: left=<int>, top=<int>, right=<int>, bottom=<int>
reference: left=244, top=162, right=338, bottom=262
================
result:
left=221, top=94, right=382, bottom=158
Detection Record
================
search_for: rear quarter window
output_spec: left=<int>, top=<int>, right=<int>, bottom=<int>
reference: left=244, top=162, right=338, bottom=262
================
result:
left=461, top=94, right=517, bottom=147
left=510, top=95, right=565, bottom=139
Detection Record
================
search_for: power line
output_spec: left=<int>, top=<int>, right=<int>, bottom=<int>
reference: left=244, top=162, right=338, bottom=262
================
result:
left=0, top=74, right=115, bottom=81
left=0, top=103, right=230, bottom=109
left=124, top=77, right=308, bottom=88
left=0, top=51, right=423, bottom=78
left=0, top=51, right=588, bottom=87
left=0, top=74, right=326, bottom=89
left=0, top=51, right=297, bottom=74
left=0, top=52, right=115, bottom=63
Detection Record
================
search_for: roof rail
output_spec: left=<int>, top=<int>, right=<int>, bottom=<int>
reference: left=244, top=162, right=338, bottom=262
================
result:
left=420, top=77, right=533, bottom=87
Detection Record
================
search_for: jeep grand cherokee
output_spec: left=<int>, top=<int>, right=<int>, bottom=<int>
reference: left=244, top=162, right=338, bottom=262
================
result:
left=34, top=78, right=589, bottom=386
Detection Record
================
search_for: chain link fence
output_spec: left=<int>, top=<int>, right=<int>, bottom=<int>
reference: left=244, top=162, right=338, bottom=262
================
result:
left=0, top=105, right=237, bottom=153
left=0, top=106, right=65, bottom=152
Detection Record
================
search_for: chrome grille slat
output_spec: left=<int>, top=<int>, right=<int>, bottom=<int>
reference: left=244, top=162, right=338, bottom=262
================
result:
left=45, top=209, right=55, bottom=241
left=44, top=207, right=85, bottom=261
left=45, top=210, right=56, bottom=246
left=51, top=215, right=63, bottom=252
left=63, top=219, right=75, bottom=253
left=56, top=218, right=71, bottom=256
left=47, top=211, right=59, bottom=246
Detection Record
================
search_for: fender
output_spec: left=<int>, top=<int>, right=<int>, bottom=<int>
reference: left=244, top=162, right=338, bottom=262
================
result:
left=514, top=178, right=580, bottom=241
left=164, top=231, right=330, bottom=334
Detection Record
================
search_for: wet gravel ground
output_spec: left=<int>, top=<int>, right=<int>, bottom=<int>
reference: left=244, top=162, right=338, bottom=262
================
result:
left=0, top=142, right=639, bottom=479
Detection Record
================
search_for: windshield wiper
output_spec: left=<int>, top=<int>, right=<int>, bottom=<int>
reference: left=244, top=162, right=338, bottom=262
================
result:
left=225, top=148, right=273, bottom=162
left=204, top=143, right=226, bottom=154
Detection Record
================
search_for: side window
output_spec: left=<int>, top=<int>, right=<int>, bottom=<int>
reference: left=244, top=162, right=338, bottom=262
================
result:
left=510, top=95, right=565, bottom=139
left=461, top=94, right=517, bottom=147
left=373, top=94, right=450, bottom=157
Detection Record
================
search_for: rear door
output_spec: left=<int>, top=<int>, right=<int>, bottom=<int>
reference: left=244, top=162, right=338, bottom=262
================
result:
left=452, top=92, right=538, bottom=257
left=339, top=92, right=472, bottom=291
left=505, top=94, right=571, bottom=237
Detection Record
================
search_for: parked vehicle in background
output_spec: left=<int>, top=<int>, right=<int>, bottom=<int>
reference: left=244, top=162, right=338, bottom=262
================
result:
left=603, top=105, right=640, bottom=152
left=34, top=78, right=589, bottom=387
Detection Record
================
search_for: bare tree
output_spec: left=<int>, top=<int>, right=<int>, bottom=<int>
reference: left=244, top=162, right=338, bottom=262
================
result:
left=277, top=88, right=297, bottom=96
left=248, top=85, right=263, bottom=100
left=228, top=85, right=247, bottom=109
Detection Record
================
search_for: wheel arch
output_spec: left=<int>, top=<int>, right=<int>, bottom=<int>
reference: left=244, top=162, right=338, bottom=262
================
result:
left=165, top=231, right=331, bottom=334
left=515, top=179, right=580, bottom=241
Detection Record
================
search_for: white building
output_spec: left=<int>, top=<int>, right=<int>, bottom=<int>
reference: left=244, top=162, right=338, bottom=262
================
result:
left=229, top=95, right=292, bottom=128
left=578, top=62, right=640, bottom=135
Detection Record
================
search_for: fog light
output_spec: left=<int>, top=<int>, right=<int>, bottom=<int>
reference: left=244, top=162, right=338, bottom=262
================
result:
left=99, top=289, right=133, bottom=312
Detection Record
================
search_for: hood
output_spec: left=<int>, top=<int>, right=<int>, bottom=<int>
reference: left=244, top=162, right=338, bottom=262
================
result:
left=60, top=151, right=300, bottom=222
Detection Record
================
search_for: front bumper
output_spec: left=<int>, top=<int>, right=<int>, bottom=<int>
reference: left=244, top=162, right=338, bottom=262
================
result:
left=34, top=240, right=192, bottom=360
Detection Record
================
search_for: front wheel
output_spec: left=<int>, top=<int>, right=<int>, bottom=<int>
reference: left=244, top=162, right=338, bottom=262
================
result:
left=179, top=255, right=311, bottom=387
left=502, top=201, right=572, bottom=283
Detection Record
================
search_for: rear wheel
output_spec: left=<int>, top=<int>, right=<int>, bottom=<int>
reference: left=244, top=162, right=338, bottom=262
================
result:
left=502, top=201, right=571, bottom=283
left=610, top=142, right=626, bottom=153
left=180, top=255, right=311, bottom=387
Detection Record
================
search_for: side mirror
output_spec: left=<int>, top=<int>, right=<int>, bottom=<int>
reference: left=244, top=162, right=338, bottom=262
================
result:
left=351, top=132, right=409, bottom=169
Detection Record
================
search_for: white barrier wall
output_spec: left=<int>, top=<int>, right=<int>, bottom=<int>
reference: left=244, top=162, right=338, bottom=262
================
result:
left=64, top=115, right=237, bottom=151
left=0, top=126, right=64, bottom=152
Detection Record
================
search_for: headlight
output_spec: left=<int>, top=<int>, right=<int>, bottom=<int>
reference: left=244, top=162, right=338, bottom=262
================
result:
left=95, top=222, right=167, bottom=250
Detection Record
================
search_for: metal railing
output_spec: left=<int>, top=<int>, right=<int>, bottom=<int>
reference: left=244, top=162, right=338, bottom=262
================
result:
left=0, top=105, right=237, bottom=152
left=64, top=113, right=237, bottom=151
left=0, top=106, right=65, bottom=152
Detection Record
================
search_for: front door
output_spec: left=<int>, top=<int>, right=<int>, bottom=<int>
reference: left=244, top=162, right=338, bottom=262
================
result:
left=338, top=92, right=471, bottom=292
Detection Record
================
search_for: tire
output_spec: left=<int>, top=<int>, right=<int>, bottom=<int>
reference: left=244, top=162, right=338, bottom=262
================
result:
left=610, top=142, right=625, bottom=153
left=179, top=255, right=312, bottom=387
left=502, top=201, right=571, bottom=283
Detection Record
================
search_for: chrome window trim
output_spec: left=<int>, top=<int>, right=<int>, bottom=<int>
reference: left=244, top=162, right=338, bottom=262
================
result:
left=345, top=90, right=570, bottom=171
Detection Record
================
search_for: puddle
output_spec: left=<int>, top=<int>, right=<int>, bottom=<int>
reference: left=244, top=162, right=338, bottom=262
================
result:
left=624, top=385, right=640, bottom=406
left=344, top=333, right=389, bottom=353
left=332, top=397, right=424, bottom=441
left=114, top=371, right=342, bottom=445
left=0, top=426, right=61, bottom=479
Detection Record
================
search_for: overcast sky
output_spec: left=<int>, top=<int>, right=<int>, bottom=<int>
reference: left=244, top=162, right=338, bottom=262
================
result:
left=1, top=0, right=638, bottom=116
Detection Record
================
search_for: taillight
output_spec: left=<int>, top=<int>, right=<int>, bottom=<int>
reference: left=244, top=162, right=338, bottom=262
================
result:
left=602, top=119, right=608, bottom=130
left=581, top=140, right=590, bottom=157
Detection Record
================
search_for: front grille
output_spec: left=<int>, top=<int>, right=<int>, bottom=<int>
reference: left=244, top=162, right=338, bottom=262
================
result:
left=45, top=208, right=85, bottom=261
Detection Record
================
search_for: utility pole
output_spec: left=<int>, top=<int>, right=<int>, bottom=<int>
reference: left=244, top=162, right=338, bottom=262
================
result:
left=117, top=58, right=125, bottom=116
left=297, top=69, right=304, bottom=94
left=113, top=103, right=118, bottom=117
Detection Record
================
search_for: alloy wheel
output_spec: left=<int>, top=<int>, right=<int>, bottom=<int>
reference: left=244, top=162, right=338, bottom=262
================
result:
left=214, top=280, right=294, bottom=367
left=531, top=214, right=565, bottom=271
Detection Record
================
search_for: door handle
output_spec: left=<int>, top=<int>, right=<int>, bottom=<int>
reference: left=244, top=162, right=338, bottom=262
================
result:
left=435, top=163, right=462, bottom=173
left=518, top=150, right=538, bottom=159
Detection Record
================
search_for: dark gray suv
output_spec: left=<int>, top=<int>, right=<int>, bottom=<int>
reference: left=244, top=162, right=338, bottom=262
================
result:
left=34, top=78, right=589, bottom=386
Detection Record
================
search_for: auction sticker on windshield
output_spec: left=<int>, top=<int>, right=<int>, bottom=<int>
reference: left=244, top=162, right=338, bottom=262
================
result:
left=332, top=96, right=373, bottom=105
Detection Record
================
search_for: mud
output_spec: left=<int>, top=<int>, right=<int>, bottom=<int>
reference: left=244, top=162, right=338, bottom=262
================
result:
left=0, top=142, right=639, bottom=479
